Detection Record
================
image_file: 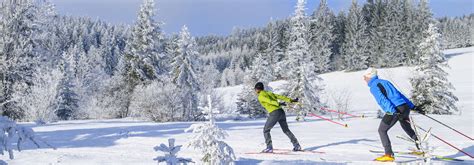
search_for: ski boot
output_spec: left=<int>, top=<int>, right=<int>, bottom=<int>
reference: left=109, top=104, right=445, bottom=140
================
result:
left=293, top=143, right=302, bottom=151
left=374, top=154, right=395, bottom=162
left=261, top=146, right=273, bottom=153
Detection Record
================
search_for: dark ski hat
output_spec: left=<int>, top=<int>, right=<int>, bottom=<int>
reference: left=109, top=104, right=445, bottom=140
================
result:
left=254, top=82, right=264, bottom=90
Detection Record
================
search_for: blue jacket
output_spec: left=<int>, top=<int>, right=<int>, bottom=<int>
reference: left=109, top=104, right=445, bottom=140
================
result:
left=368, top=76, right=415, bottom=114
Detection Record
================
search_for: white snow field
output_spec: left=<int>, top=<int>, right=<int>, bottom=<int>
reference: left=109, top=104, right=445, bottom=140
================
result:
left=2, top=47, right=473, bottom=164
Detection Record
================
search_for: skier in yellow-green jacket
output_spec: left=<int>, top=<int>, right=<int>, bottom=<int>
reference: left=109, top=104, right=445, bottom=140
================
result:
left=254, top=82, right=301, bottom=153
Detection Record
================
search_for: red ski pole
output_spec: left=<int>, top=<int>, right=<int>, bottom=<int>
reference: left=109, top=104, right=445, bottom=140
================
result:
left=308, top=113, right=348, bottom=128
left=320, top=107, right=365, bottom=118
left=420, top=113, right=473, bottom=141
left=414, top=124, right=473, bottom=158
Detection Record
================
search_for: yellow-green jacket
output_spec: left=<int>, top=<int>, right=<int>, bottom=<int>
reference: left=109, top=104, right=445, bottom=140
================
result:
left=257, top=90, right=293, bottom=113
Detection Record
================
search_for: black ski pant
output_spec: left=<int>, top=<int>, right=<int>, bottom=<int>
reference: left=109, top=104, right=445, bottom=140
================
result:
left=378, top=103, right=418, bottom=155
left=264, top=109, right=299, bottom=149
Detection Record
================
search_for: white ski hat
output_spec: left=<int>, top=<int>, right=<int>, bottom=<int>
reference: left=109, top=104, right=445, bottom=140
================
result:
left=364, top=67, right=377, bottom=78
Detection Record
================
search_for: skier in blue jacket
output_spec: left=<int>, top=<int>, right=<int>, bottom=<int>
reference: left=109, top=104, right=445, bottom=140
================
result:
left=364, top=68, right=420, bottom=162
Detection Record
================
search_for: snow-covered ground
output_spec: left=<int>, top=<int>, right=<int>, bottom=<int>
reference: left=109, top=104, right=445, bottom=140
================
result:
left=2, top=47, right=473, bottom=164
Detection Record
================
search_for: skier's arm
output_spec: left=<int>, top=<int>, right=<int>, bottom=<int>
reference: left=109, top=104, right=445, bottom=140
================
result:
left=273, top=93, right=293, bottom=103
left=371, top=85, right=397, bottom=114
left=258, top=94, right=280, bottom=106
left=401, top=94, right=415, bottom=109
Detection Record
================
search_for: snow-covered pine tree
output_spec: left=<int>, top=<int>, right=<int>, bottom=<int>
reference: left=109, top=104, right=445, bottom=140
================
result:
left=154, top=138, right=193, bottom=165
left=0, top=0, right=45, bottom=120
left=439, top=16, right=473, bottom=49
left=274, top=20, right=292, bottom=79
left=384, top=0, right=406, bottom=66
left=297, top=62, right=324, bottom=120
left=186, top=95, right=235, bottom=164
left=123, top=0, right=164, bottom=85
left=56, top=48, right=80, bottom=120
left=342, top=0, right=369, bottom=71
left=411, top=0, right=435, bottom=65
left=265, top=21, right=284, bottom=77
left=252, top=35, right=274, bottom=84
left=410, top=24, right=458, bottom=115
left=75, top=46, right=108, bottom=119
left=331, top=11, right=346, bottom=70
left=170, top=25, right=202, bottom=121
left=285, top=0, right=324, bottom=120
left=309, top=0, right=335, bottom=73
left=400, top=0, right=418, bottom=65
left=365, top=0, right=389, bottom=67
left=286, top=0, right=309, bottom=114
left=116, top=0, right=165, bottom=118
left=36, top=0, right=61, bottom=68
left=93, top=58, right=133, bottom=119
left=236, top=35, right=274, bottom=118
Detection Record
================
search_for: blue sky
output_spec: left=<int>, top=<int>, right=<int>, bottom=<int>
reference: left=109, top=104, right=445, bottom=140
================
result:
left=51, top=0, right=473, bottom=36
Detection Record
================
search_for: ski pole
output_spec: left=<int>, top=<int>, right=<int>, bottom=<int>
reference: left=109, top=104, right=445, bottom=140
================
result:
left=419, top=113, right=473, bottom=141
left=320, top=107, right=365, bottom=118
left=413, top=123, right=473, bottom=158
left=308, top=113, right=348, bottom=128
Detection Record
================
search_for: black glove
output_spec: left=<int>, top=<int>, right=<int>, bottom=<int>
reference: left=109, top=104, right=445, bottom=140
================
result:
left=291, top=98, right=299, bottom=103
left=413, top=106, right=425, bottom=115
left=279, top=102, right=287, bottom=106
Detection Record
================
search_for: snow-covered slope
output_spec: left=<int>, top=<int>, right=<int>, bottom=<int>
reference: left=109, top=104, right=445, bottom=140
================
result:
left=2, top=47, right=473, bottom=164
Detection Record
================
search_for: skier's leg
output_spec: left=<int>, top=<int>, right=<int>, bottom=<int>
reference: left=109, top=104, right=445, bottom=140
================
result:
left=397, top=104, right=419, bottom=149
left=398, top=105, right=417, bottom=139
left=264, top=110, right=280, bottom=149
left=278, top=110, right=299, bottom=145
left=378, top=114, right=399, bottom=155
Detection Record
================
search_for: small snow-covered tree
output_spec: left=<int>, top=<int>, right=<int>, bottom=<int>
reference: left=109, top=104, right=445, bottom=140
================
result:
left=1, top=116, right=53, bottom=160
left=130, top=80, right=184, bottom=122
left=199, top=63, right=224, bottom=114
left=410, top=24, right=458, bottom=114
left=13, top=68, right=63, bottom=124
left=342, top=0, right=369, bottom=71
left=154, top=138, right=193, bottom=165
left=200, top=63, right=221, bottom=90
left=0, top=116, right=16, bottom=159
left=185, top=95, right=235, bottom=164
left=93, top=73, right=131, bottom=119
left=236, top=75, right=266, bottom=118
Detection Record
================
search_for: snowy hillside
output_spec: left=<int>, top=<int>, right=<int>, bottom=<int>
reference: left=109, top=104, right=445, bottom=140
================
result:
left=1, top=47, right=473, bottom=164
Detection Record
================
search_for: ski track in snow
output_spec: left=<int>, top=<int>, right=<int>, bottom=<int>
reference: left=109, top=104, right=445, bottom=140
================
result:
left=2, top=47, right=473, bottom=164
